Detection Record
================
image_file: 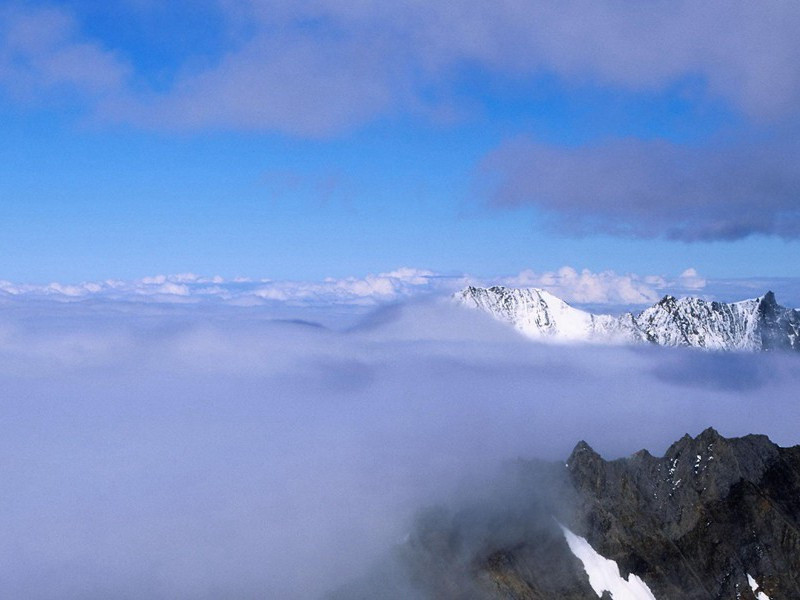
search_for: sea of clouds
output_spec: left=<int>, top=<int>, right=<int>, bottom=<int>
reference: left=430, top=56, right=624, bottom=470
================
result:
left=1, top=291, right=799, bottom=598
left=2, top=266, right=798, bottom=313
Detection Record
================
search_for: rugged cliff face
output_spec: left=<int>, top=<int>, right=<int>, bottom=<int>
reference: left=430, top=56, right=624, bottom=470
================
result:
left=558, top=429, right=800, bottom=599
left=636, top=291, right=800, bottom=351
left=456, top=286, right=800, bottom=352
left=343, top=430, right=800, bottom=599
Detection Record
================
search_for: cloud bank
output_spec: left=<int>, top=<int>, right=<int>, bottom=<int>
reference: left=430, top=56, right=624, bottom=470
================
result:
left=0, top=268, right=446, bottom=308
left=0, top=296, right=798, bottom=599
left=3, top=266, right=798, bottom=316
left=480, top=136, right=800, bottom=241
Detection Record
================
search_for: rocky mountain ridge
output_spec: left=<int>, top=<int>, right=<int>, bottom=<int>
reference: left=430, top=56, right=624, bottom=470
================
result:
left=342, top=429, right=800, bottom=599
left=456, top=286, right=800, bottom=351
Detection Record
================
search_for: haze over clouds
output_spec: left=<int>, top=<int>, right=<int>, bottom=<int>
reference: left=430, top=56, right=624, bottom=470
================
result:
left=1, top=296, right=799, bottom=598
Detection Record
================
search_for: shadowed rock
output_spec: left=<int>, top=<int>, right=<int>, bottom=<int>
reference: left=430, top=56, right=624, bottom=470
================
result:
left=345, top=430, right=800, bottom=599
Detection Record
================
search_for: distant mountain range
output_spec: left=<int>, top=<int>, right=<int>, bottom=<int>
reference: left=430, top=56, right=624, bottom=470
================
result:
left=456, top=286, right=800, bottom=351
left=345, top=429, right=798, bottom=599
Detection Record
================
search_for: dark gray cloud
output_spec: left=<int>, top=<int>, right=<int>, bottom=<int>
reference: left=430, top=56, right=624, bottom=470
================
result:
left=0, top=297, right=799, bottom=598
left=480, top=135, right=800, bottom=240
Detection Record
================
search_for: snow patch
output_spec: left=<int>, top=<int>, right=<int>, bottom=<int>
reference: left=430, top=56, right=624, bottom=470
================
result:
left=560, top=525, right=658, bottom=600
left=747, top=574, right=771, bottom=600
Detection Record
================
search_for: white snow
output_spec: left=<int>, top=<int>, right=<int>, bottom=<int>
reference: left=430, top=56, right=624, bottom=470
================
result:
left=747, top=574, right=771, bottom=600
left=560, top=525, right=658, bottom=600
left=455, top=286, right=799, bottom=352
left=668, top=458, right=678, bottom=478
left=455, top=286, right=640, bottom=344
left=637, top=296, right=764, bottom=351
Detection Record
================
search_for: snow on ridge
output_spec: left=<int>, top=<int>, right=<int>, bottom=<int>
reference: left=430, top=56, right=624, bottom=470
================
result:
left=454, top=285, right=640, bottom=345
left=560, top=525, right=658, bottom=600
left=456, top=285, right=800, bottom=352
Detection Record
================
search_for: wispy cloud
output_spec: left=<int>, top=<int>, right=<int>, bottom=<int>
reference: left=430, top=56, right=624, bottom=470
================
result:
left=0, top=5, right=129, bottom=107
left=4, top=1, right=800, bottom=133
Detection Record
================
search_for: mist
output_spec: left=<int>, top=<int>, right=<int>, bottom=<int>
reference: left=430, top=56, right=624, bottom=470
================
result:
left=1, top=297, right=798, bottom=598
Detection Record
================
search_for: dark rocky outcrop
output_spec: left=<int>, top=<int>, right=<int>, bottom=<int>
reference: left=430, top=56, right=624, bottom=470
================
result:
left=341, top=430, right=800, bottom=599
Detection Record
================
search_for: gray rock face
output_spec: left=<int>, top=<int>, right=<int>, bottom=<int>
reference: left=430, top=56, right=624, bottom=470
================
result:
left=363, top=430, right=800, bottom=599
left=456, top=286, right=800, bottom=352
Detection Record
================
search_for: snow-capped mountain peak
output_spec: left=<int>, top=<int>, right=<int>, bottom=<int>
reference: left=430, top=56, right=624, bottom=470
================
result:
left=455, top=285, right=639, bottom=344
left=456, top=286, right=800, bottom=352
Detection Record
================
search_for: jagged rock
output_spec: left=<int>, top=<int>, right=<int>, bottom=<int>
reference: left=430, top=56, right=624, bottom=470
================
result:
left=387, top=430, right=800, bottom=599
left=455, top=286, right=800, bottom=352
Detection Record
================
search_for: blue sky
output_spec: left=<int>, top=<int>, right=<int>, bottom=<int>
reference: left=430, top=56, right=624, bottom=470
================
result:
left=1, top=1, right=799, bottom=284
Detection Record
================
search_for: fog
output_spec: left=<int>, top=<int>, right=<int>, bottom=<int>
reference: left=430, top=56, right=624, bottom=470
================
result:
left=1, top=297, right=798, bottom=598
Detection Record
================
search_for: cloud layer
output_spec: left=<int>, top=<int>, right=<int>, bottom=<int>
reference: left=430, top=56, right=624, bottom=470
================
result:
left=480, top=136, right=800, bottom=241
left=3, top=266, right=798, bottom=315
left=0, top=266, right=688, bottom=309
left=0, top=296, right=799, bottom=598
left=4, top=1, right=800, bottom=132
left=0, top=268, right=443, bottom=306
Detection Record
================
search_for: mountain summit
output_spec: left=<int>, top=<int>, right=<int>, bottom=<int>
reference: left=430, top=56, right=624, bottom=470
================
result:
left=345, top=430, right=800, bottom=599
left=456, top=286, right=800, bottom=351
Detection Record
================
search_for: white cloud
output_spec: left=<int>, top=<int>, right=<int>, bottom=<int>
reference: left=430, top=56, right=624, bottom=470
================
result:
left=0, top=268, right=448, bottom=307
left=679, top=268, right=707, bottom=290
left=500, top=266, right=661, bottom=305
left=15, top=266, right=800, bottom=312
left=0, top=280, right=21, bottom=295
left=0, top=266, right=720, bottom=310
left=152, top=282, right=190, bottom=296
left=490, top=266, right=712, bottom=306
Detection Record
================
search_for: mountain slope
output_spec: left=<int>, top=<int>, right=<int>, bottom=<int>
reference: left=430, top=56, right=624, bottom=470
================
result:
left=455, top=286, right=800, bottom=351
left=365, top=430, right=800, bottom=599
